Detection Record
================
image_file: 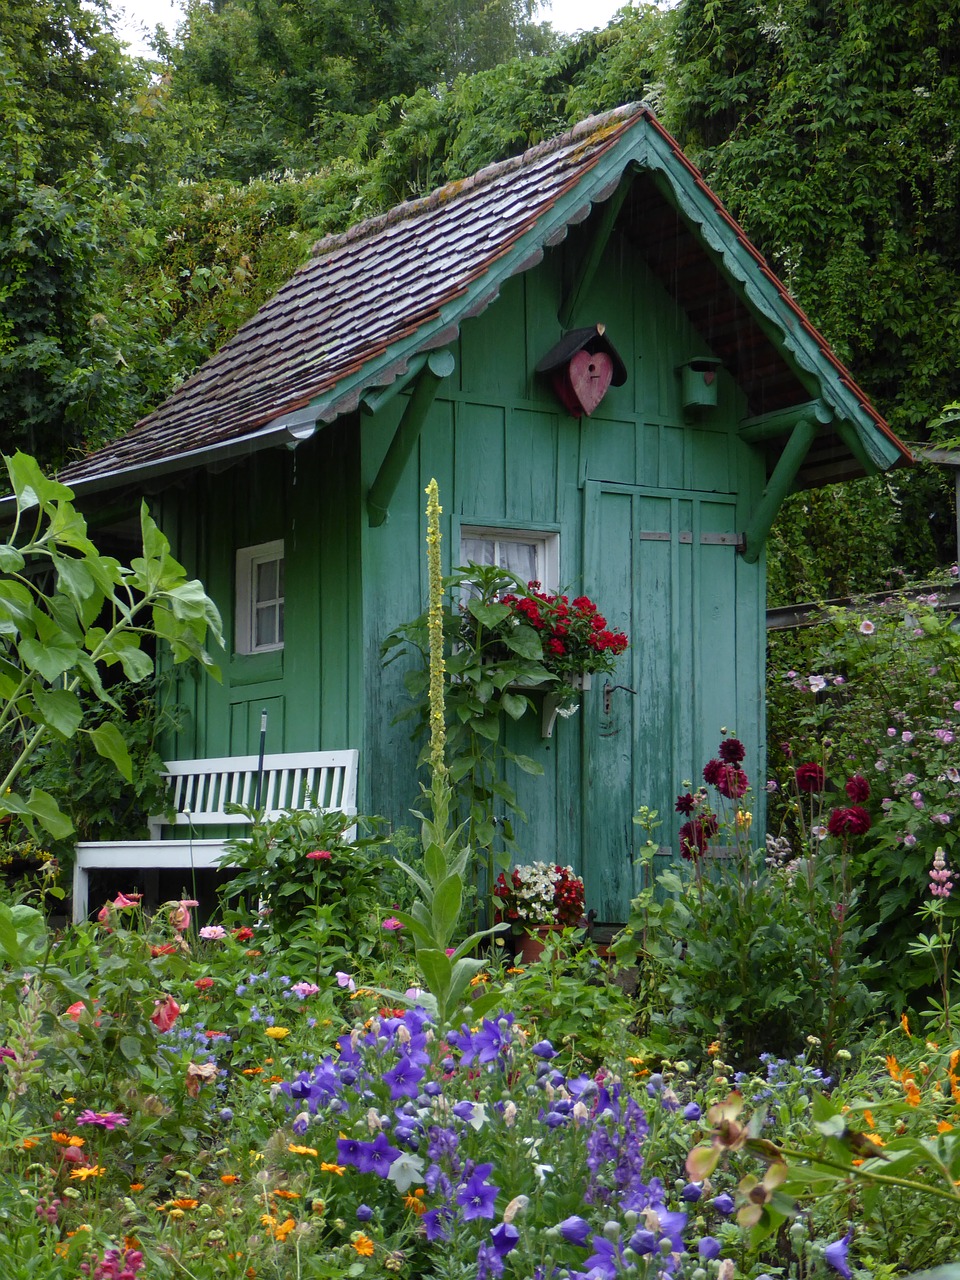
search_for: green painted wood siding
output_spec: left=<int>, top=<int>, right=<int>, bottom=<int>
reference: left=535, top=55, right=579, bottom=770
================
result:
left=153, top=214, right=767, bottom=920
left=154, top=422, right=363, bottom=768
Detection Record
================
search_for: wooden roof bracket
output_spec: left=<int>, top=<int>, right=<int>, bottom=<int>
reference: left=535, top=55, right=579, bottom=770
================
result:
left=739, top=413, right=819, bottom=563
left=557, top=167, right=635, bottom=329
left=366, top=350, right=456, bottom=527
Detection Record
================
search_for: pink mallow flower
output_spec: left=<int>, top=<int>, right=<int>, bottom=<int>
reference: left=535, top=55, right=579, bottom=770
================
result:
left=336, top=971, right=356, bottom=992
left=292, top=982, right=319, bottom=999
left=382, top=917, right=404, bottom=931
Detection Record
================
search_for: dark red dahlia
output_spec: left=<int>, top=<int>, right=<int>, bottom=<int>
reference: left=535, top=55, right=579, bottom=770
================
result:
left=702, top=758, right=723, bottom=786
left=718, top=737, right=746, bottom=764
left=716, top=764, right=748, bottom=799
left=795, top=762, right=825, bottom=793
left=827, top=805, right=872, bottom=837
left=675, top=792, right=697, bottom=816
left=844, top=774, right=870, bottom=803
left=678, top=813, right=718, bottom=860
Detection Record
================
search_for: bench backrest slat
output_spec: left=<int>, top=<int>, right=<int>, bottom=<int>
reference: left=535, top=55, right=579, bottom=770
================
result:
left=151, top=750, right=359, bottom=830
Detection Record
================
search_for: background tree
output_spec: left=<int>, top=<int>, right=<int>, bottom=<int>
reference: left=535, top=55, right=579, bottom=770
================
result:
left=663, top=0, right=960, bottom=599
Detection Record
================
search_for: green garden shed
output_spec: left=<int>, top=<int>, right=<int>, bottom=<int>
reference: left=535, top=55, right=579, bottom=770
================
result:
left=61, top=104, right=911, bottom=923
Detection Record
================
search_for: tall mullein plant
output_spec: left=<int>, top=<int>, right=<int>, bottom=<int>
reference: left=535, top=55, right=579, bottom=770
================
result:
left=387, top=480, right=501, bottom=1029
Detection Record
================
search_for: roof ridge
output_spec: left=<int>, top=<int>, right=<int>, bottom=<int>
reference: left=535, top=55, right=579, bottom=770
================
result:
left=306, top=102, right=645, bottom=264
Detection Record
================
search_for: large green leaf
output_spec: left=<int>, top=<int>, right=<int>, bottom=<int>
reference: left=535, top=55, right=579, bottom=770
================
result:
left=5, top=451, right=74, bottom=511
left=32, top=686, right=83, bottom=738
left=431, top=875, right=463, bottom=947
left=18, top=634, right=79, bottom=683
left=417, top=947, right=452, bottom=997
left=88, top=722, right=133, bottom=782
left=466, top=599, right=511, bottom=628
left=5, top=787, right=74, bottom=839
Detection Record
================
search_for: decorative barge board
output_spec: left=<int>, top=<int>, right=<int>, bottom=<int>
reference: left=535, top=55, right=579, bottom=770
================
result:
left=59, top=104, right=911, bottom=923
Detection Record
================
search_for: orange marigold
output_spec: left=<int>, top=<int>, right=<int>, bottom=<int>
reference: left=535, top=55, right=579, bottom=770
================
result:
left=221, top=1175, right=240, bottom=1185
left=272, top=1189, right=300, bottom=1200
left=352, top=1234, right=375, bottom=1257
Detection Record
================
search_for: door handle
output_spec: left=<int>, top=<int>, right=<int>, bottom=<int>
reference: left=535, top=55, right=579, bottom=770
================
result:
left=603, top=682, right=638, bottom=714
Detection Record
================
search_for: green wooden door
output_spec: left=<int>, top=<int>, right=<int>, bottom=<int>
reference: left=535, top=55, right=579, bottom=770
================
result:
left=581, top=481, right=744, bottom=921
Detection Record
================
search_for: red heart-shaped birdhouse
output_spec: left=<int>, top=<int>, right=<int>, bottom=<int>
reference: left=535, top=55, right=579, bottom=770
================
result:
left=567, top=349, right=613, bottom=417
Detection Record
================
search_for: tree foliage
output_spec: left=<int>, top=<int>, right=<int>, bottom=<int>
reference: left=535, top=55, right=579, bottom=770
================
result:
left=663, top=0, right=960, bottom=597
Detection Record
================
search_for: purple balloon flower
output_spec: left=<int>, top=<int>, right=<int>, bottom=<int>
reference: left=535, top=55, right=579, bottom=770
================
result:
left=490, top=1223, right=520, bottom=1256
left=712, top=1192, right=735, bottom=1215
left=825, top=1230, right=853, bottom=1279
left=698, top=1236, right=722, bottom=1260
left=383, top=1055, right=424, bottom=1099
left=457, top=1164, right=498, bottom=1220
left=558, top=1215, right=592, bottom=1247
left=683, top=1101, right=702, bottom=1121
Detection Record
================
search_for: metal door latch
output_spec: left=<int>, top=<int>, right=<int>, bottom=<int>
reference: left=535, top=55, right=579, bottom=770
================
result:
left=603, top=681, right=638, bottom=714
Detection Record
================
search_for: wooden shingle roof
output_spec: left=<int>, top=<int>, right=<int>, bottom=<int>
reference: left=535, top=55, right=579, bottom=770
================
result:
left=60, top=103, right=910, bottom=495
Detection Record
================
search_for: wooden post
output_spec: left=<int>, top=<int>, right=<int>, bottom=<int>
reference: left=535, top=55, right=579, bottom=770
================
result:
left=366, top=351, right=455, bottom=527
left=740, top=416, right=818, bottom=563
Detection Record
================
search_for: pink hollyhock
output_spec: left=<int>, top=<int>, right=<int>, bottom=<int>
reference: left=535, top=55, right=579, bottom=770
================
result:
left=151, top=994, right=181, bottom=1032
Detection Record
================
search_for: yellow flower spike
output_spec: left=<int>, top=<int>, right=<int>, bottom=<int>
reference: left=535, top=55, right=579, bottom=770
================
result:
left=425, top=478, right=447, bottom=779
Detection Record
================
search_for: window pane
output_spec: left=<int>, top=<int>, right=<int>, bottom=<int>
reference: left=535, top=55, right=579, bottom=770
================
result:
left=500, top=541, right=537, bottom=585
left=255, top=604, right=277, bottom=648
left=256, top=558, right=278, bottom=601
left=461, top=537, right=495, bottom=567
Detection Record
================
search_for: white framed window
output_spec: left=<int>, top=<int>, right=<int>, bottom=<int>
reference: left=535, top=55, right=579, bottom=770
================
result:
left=235, top=541, right=285, bottom=654
left=459, top=526, right=559, bottom=592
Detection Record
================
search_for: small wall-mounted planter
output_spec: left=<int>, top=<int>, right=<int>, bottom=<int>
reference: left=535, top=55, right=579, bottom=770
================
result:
left=541, top=672, right=591, bottom=739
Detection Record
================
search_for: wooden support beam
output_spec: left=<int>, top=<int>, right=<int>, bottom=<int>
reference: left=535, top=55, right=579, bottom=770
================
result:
left=833, top=420, right=879, bottom=477
left=360, top=355, right=427, bottom=416
left=738, top=400, right=831, bottom=443
left=366, top=351, right=455, bottom=527
left=557, top=172, right=633, bottom=329
left=740, top=416, right=818, bottom=563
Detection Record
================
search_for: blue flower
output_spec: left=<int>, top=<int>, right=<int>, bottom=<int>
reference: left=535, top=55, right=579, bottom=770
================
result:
left=532, top=1040, right=557, bottom=1059
left=558, top=1215, right=592, bottom=1247
left=681, top=1182, right=703, bottom=1202
left=356, top=1205, right=373, bottom=1222
left=683, top=1101, right=702, bottom=1121
left=456, top=1165, right=498, bottom=1220
left=383, top=1055, right=425, bottom=1100
left=825, top=1230, right=853, bottom=1279
left=711, top=1192, right=735, bottom=1215
left=490, top=1223, right=520, bottom=1256
left=698, top=1236, right=722, bottom=1260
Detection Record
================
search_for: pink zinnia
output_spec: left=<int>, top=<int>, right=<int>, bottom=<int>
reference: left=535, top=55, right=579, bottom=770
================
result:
left=306, top=849, right=332, bottom=860
left=75, top=1110, right=129, bottom=1130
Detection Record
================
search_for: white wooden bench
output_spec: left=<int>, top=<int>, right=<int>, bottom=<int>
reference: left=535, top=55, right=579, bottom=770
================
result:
left=72, top=749, right=359, bottom=922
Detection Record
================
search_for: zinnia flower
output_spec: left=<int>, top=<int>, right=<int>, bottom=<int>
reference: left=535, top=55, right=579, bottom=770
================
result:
left=265, top=1026, right=290, bottom=1039
left=75, top=1110, right=128, bottom=1130
left=169, top=899, right=199, bottom=932
left=199, top=925, right=226, bottom=940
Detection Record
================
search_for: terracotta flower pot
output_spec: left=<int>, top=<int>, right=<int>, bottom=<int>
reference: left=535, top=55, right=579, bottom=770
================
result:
left=519, top=923, right=562, bottom=964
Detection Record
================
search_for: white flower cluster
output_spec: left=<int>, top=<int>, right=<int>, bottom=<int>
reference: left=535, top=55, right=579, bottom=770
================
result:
left=511, top=860, right=568, bottom=924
